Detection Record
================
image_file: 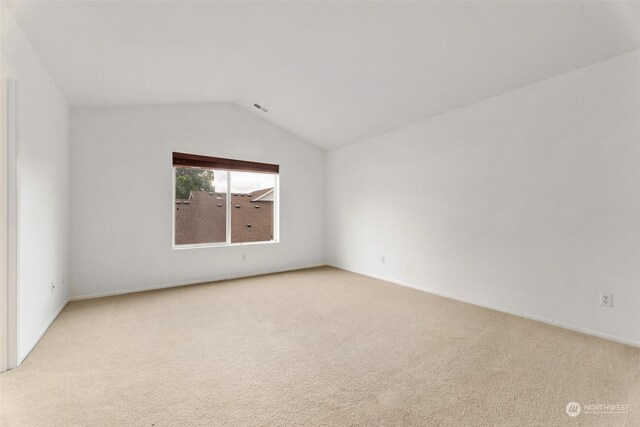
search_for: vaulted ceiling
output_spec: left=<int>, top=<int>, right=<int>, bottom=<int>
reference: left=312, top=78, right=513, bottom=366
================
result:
left=5, top=1, right=640, bottom=149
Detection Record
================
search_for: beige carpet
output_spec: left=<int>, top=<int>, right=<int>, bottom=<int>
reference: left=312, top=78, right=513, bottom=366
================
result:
left=1, top=267, right=639, bottom=426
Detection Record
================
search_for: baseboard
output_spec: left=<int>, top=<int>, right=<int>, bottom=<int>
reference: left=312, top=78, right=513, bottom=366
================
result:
left=328, top=263, right=640, bottom=349
left=18, top=297, right=69, bottom=365
left=69, top=263, right=327, bottom=301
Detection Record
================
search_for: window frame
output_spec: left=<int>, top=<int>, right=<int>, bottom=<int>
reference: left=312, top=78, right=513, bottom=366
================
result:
left=171, top=164, right=280, bottom=250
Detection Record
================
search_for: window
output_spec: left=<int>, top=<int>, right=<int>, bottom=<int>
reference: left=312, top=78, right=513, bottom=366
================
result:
left=172, top=152, right=279, bottom=248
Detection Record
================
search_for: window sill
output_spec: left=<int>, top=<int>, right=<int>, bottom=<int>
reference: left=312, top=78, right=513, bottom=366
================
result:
left=172, top=240, right=279, bottom=250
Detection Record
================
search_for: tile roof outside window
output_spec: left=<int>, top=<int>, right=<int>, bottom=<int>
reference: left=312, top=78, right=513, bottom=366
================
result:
left=175, top=188, right=274, bottom=245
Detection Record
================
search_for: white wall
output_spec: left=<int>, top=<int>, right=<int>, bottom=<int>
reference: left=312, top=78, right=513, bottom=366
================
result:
left=327, top=50, right=640, bottom=346
left=1, top=7, right=70, bottom=362
left=70, top=104, right=325, bottom=298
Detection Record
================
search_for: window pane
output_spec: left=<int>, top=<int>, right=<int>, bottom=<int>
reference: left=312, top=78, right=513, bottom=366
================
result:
left=174, top=167, right=227, bottom=245
left=229, top=171, right=275, bottom=243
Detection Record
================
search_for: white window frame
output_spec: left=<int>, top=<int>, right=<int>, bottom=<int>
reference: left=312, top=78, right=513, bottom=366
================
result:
left=172, top=167, right=280, bottom=250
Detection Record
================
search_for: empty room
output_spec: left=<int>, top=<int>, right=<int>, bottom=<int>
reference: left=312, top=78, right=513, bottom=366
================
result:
left=1, top=1, right=639, bottom=425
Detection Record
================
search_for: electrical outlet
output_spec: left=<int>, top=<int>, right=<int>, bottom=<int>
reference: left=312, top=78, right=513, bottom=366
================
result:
left=381, top=256, right=385, bottom=264
left=242, top=254, right=246, bottom=261
left=50, top=281, right=56, bottom=294
left=600, top=293, right=613, bottom=307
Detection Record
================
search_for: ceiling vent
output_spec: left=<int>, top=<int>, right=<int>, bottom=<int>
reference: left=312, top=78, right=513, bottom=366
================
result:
left=253, top=103, right=268, bottom=113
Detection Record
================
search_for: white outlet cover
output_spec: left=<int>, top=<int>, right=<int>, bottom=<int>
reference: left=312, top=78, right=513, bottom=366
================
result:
left=600, top=293, right=613, bottom=307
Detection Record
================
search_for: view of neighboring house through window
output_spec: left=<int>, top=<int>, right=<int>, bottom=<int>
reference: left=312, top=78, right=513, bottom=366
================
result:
left=174, top=168, right=227, bottom=245
left=173, top=152, right=279, bottom=247
left=229, top=171, right=275, bottom=243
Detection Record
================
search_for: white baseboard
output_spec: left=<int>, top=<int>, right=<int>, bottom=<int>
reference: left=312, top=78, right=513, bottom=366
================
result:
left=328, top=263, right=640, bottom=349
left=69, top=263, right=326, bottom=301
left=18, top=297, right=70, bottom=365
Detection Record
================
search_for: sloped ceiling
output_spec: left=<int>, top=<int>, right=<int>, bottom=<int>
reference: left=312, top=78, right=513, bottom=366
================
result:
left=4, top=1, right=640, bottom=149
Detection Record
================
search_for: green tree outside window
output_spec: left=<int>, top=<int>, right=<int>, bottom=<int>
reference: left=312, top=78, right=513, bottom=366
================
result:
left=175, top=168, right=215, bottom=199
